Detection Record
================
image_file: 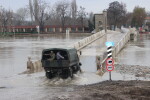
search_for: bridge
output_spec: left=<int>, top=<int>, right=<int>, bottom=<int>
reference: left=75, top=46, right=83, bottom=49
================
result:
left=27, top=10, right=138, bottom=73
left=73, top=28, right=137, bottom=67
left=28, top=28, right=137, bottom=73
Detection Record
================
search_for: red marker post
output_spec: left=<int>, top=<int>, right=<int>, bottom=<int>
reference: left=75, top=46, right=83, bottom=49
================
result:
left=106, top=42, right=115, bottom=81
left=106, top=65, right=114, bottom=71
left=106, top=58, right=114, bottom=66
left=106, top=58, right=114, bottom=81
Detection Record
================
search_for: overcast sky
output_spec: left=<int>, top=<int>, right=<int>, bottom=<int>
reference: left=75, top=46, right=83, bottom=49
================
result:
left=0, top=0, right=149, bottom=13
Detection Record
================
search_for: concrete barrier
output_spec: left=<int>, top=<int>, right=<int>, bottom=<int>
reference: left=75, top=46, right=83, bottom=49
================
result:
left=101, top=28, right=138, bottom=67
left=73, top=30, right=106, bottom=51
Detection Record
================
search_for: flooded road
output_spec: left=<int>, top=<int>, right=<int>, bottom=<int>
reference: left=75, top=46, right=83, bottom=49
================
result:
left=116, top=34, right=150, bottom=66
left=0, top=33, right=90, bottom=77
left=1, top=33, right=150, bottom=100
left=0, top=33, right=105, bottom=100
left=0, top=32, right=120, bottom=100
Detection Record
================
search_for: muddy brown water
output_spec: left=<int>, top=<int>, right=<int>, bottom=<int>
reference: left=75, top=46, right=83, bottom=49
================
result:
left=0, top=33, right=106, bottom=100
left=0, top=33, right=150, bottom=100
left=116, top=34, right=150, bottom=66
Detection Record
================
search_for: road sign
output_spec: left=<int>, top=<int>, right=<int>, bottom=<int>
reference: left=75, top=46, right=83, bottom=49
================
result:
left=107, top=46, right=112, bottom=58
left=106, top=65, right=114, bottom=71
left=106, top=58, right=114, bottom=66
left=105, top=42, right=115, bottom=47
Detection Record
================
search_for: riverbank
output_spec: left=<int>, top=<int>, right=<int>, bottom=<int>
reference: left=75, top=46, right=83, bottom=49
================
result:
left=0, top=32, right=91, bottom=37
left=50, top=64, right=150, bottom=100
left=52, top=80, right=150, bottom=100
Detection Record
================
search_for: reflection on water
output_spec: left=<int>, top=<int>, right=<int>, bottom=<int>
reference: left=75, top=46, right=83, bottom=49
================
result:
left=116, top=34, right=150, bottom=66
left=1, top=33, right=149, bottom=83
left=0, top=33, right=109, bottom=88
left=0, top=32, right=150, bottom=100
left=0, top=33, right=91, bottom=78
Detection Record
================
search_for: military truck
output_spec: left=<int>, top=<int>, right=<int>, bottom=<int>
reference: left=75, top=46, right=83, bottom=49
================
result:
left=41, top=48, right=81, bottom=79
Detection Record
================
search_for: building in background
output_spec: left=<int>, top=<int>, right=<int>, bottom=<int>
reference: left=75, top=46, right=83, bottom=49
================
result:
left=143, top=17, right=150, bottom=32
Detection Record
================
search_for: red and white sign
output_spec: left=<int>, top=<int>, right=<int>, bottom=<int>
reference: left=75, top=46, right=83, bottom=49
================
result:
left=106, top=58, right=114, bottom=66
left=106, top=65, right=114, bottom=71
left=106, top=58, right=114, bottom=71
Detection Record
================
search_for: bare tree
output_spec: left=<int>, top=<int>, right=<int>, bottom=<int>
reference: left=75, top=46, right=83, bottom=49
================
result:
left=55, top=0, right=70, bottom=32
left=45, top=7, right=62, bottom=25
left=77, top=6, right=88, bottom=28
left=28, top=0, right=51, bottom=32
left=0, top=7, right=13, bottom=34
left=15, top=8, right=28, bottom=25
left=29, top=0, right=34, bottom=23
left=71, top=0, right=77, bottom=25
left=88, top=12, right=94, bottom=31
left=147, top=11, right=150, bottom=16
left=131, top=6, right=146, bottom=28
left=107, top=1, right=126, bottom=29
left=123, top=12, right=133, bottom=27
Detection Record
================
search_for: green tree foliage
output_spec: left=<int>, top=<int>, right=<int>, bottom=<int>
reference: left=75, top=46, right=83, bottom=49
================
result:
left=107, top=1, right=126, bottom=29
left=131, top=6, right=146, bottom=27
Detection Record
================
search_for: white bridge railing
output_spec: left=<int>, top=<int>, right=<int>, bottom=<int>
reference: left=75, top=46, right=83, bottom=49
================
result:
left=113, top=28, right=137, bottom=57
left=101, top=28, right=137, bottom=67
left=73, top=30, right=106, bottom=51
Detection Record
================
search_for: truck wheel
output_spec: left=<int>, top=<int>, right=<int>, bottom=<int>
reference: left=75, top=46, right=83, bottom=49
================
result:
left=72, top=66, right=79, bottom=74
left=69, top=67, right=73, bottom=78
left=46, top=72, right=54, bottom=79
left=60, top=69, right=69, bottom=79
left=78, top=66, right=82, bottom=73
left=75, top=65, right=81, bottom=73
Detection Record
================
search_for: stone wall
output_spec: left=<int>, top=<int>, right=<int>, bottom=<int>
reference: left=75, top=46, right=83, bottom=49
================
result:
left=94, top=11, right=107, bottom=33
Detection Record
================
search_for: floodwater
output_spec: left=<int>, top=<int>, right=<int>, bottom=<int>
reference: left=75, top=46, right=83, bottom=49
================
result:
left=116, top=34, right=150, bottom=66
left=0, top=32, right=150, bottom=100
left=0, top=33, right=106, bottom=100
left=0, top=33, right=90, bottom=77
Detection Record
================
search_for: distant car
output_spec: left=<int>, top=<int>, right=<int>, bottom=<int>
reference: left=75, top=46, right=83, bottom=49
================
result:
left=41, top=48, right=81, bottom=79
